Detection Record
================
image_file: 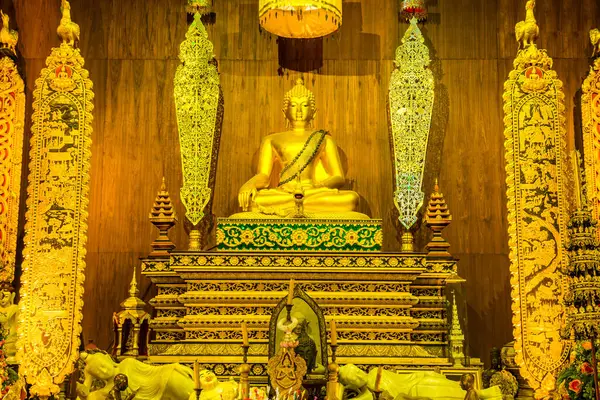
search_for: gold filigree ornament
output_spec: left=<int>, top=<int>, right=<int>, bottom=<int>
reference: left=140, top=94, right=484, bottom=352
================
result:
left=16, top=1, right=93, bottom=398
left=388, top=17, right=434, bottom=233
left=503, top=0, right=571, bottom=396
left=582, top=28, right=600, bottom=241
left=174, top=12, right=222, bottom=228
left=0, top=11, right=25, bottom=288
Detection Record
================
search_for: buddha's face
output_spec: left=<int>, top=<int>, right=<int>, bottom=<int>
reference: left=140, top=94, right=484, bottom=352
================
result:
left=285, top=96, right=314, bottom=125
left=199, top=369, right=217, bottom=388
left=0, top=291, right=12, bottom=307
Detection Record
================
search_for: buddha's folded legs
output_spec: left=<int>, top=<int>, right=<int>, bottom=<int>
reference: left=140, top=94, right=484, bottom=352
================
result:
left=252, top=188, right=359, bottom=213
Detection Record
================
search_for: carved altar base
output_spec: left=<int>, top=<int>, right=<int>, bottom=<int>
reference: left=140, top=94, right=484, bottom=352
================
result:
left=141, top=248, right=479, bottom=382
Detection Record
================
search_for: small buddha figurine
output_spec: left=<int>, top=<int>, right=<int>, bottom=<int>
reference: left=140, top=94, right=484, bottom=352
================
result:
left=198, top=369, right=238, bottom=400
left=234, top=78, right=367, bottom=219
left=460, top=374, right=480, bottom=400
left=0, top=287, right=18, bottom=363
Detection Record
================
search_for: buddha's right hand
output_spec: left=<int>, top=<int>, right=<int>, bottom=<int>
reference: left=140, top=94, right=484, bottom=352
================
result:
left=238, top=182, right=257, bottom=211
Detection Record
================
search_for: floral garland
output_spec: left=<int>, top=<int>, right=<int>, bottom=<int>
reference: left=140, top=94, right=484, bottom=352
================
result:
left=0, top=328, right=18, bottom=397
left=558, top=341, right=600, bottom=399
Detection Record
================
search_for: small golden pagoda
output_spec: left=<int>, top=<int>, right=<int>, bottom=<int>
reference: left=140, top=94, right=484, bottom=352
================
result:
left=113, top=266, right=150, bottom=357
left=149, top=178, right=177, bottom=257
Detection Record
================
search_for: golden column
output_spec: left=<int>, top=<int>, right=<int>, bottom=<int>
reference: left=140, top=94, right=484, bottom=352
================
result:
left=16, top=0, right=94, bottom=398
left=582, top=28, right=600, bottom=240
left=0, top=11, right=25, bottom=290
left=503, top=0, right=571, bottom=396
left=175, top=1, right=222, bottom=250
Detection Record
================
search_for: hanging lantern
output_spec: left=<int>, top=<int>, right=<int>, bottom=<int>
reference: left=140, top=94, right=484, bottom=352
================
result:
left=187, top=0, right=212, bottom=15
left=400, top=0, right=427, bottom=22
left=258, top=0, right=342, bottom=39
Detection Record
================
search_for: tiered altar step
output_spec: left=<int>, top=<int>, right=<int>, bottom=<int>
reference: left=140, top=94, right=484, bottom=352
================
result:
left=142, top=251, right=454, bottom=376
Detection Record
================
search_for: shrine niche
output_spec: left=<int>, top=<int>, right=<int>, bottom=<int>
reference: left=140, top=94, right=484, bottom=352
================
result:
left=502, top=0, right=572, bottom=396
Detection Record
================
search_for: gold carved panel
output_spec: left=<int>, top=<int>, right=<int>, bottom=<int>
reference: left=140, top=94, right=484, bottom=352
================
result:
left=0, top=54, right=25, bottom=287
left=388, top=18, right=434, bottom=230
left=174, top=13, right=222, bottom=226
left=503, top=40, right=571, bottom=398
left=17, top=33, right=93, bottom=398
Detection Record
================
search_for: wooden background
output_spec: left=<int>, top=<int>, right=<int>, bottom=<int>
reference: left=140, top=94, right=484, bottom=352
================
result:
left=5, top=0, right=600, bottom=363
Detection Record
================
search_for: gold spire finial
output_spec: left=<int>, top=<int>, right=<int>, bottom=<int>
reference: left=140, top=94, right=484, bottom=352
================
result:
left=128, top=264, right=139, bottom=298
left=424, top=180, right=452, bottom=258
left=57, top=0, right=80, bottom=47
left=515, top=0, right=539, bottom=49
left=149, top=178, right=177, bottom=257
left=449, top=291, right=465, bottom=366
left=0, top=10, right=18, bottom=54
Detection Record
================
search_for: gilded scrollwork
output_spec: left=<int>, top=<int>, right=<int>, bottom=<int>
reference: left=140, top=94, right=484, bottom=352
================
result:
left=388, top=17, right=434, bottom=230
left=174, top=12, right=222, bottom=226
left=17, top=1, right=93, bottom=396
left=0, top=52, right=24, bottom=287
left=503, top=1, right=571, bottom=395
left=217, top=219, right=383, bottom=252
left=582, top=33, right=600, bottom=238
left=188, top=281, right=409, bottom=293
left=169, top=252, right=426, bottom=269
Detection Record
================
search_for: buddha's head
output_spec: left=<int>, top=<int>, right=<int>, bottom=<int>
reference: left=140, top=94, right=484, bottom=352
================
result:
left=460, top=373, right=475, bottom=391
left=338, top=364, right=368, bottom=389
left=199, top=369, right=218, bottom=390
left=283, top=78, right=316, bottom=128
left=0, top=290, right=14, bottom=308
left=81, top=352, right=118, bottom=381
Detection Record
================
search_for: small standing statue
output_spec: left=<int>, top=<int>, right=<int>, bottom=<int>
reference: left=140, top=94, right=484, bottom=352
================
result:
left=293, top=317, right=317, bottom=373
left=591, top=28, right=600, bottom=58
left=107, top=374, right=136, bottom=400
left=515, top=0, right=539, bottom=49
left=460, top=374, right=480, bottom=400
left=0, top=10, right=18, bottom=54
left=0, top=286, right=18, bottom=363
left=57, top=0, right=80, bottom=46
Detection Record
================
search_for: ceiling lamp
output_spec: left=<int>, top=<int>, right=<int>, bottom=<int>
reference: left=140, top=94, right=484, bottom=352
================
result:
left=259, top=0, right=342, bottom=38
left=400, top=0, right=427, bottom=22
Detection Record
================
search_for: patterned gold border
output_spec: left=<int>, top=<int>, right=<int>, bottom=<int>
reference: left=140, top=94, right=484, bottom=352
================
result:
left=0, top=54, right=25, bottom=286
left=582, top=53, right=600, bottom=236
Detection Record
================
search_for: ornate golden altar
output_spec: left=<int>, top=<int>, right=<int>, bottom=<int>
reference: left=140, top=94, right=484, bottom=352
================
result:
left=141, top=221, right=478, bottom=383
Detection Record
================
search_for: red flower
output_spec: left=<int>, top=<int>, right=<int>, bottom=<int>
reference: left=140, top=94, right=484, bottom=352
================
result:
left=569, top=379, right=583, bottom=394
left=581, top=362, right=595, bottom=375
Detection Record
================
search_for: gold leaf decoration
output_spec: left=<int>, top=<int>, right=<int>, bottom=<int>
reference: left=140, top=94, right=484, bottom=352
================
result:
left=582, top=30, right=600, bottom=239
left=174, top=12, right=222, bottom=227
left=16, top=1, right=93, bottom=396
left=388, top=17, right=434, bottom=230
left=502, top=1, right=571, bottom=396
left=0, top=14, right=25, bottom=287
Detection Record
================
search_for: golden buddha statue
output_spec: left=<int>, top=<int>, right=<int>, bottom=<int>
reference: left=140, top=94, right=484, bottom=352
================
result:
left=233, top=78, right=367, bottom=219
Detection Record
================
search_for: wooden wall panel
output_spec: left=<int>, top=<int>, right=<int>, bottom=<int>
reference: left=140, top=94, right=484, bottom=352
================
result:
left=7, top=0, right=600, bottom=363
